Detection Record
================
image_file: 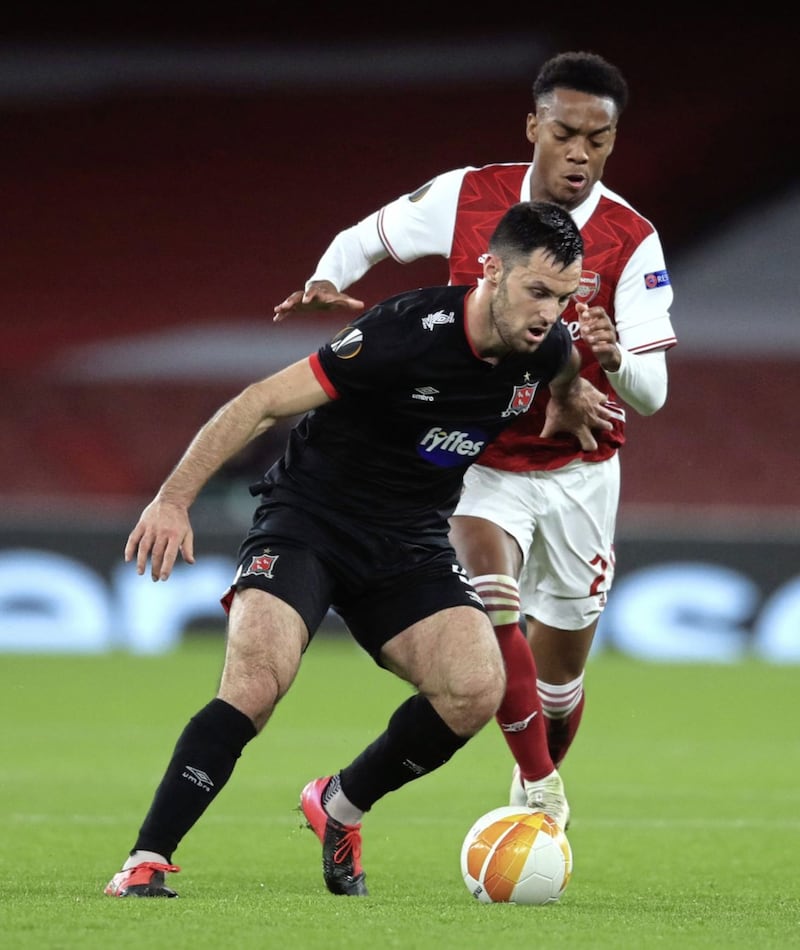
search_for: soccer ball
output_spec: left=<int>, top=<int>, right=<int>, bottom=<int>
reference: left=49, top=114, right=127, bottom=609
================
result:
left=460, top=805, right=573, bottom=905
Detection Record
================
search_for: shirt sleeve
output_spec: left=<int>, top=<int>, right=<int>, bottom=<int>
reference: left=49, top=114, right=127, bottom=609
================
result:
left=614, top=231, right=678, bottom=354
left=315, top=305, right=407, bottom=397
left=306, top=210, right=388, bottom=291
left=306, top=168, right=469, bottom=291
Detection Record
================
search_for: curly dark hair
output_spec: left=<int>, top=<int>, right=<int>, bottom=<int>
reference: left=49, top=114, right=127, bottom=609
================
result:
left=533, top=51, right=629, bottom=115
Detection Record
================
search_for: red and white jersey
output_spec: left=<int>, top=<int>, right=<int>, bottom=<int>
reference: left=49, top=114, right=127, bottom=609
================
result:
left=374, top=163, right=677, bottom=470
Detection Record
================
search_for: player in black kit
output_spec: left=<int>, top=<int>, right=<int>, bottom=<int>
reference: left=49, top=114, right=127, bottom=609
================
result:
left=104, top=201, right=612, bottom=900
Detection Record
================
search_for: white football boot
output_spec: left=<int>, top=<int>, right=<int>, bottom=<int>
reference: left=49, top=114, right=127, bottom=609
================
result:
left=509, top=764, right=571, bottom=830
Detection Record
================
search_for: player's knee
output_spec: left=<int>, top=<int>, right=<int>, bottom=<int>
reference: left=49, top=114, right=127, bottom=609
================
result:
left=441, top=638, right=505, bottom=734
left=469, top=648, right=506, bottom=727
left=471, top=573, right=521, bottom=629
left=447, top=686, right=502, bottom=736
left=472, top=665, right=506, bottom=726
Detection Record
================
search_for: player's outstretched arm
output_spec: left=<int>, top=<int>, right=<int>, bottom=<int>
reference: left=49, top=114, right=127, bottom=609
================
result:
left=125, top=358, right=330, bottom=582
left=273, top=280, right=365, bottom=322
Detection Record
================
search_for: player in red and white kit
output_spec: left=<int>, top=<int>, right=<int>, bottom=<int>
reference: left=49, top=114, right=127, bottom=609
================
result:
left=274, top=52, right=677, bottom=822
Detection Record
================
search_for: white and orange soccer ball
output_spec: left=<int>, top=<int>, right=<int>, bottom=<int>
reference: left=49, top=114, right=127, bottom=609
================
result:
left=460, top=805, right=573, bottom=905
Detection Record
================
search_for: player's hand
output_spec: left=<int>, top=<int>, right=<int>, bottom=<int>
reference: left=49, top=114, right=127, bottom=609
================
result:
left=124, top=496, right=195, bottom=581
left=576, top=302, right=621, bottom=371
left=541, top=376, right=614, bottom=451
left=273, top=280, right=365, bottom=322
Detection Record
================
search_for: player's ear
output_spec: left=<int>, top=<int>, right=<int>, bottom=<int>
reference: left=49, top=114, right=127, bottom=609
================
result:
left=525, top=112, right=538, bottom=145
left=484, top=254, right=502, bottom=285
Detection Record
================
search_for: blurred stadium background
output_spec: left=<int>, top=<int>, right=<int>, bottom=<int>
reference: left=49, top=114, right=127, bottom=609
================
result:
left=1, top=8, right=798, bottom=659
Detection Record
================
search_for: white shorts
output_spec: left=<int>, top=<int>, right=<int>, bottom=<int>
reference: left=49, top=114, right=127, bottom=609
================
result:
left=452, top=455, right=620, bottom=629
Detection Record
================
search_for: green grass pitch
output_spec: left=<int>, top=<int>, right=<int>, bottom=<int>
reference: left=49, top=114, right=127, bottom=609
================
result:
left=1, top=632, right=798, bottom=949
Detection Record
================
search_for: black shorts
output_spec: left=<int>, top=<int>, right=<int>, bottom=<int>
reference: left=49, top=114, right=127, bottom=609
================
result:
left=222, top=500, right=486, bottom=663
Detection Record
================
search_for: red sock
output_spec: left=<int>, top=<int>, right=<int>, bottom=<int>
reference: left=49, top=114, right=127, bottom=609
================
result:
left=545, top=692, right=585, bottom=767
left=494, top=622, right=553, bottom=782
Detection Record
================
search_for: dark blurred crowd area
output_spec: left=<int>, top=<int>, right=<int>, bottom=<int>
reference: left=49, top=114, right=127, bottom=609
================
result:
left=2, top=6, right=797, bottom=519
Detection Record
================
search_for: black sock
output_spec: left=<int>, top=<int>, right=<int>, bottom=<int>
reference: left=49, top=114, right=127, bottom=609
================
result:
left=133, top=698, right=257, bottom=860
left=339, top=695, right=468, bottom=811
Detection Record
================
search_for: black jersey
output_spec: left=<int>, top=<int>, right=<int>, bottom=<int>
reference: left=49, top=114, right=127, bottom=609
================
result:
left=251, top=285, right=571, bottom=539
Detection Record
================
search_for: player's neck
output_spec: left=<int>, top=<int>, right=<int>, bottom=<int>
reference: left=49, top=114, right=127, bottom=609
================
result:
left=465, top=283, right=507, bottom=364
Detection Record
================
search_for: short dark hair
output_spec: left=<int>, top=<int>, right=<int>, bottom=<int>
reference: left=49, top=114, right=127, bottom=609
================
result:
left=533, top=51, right=629, bottom=116
left=488, top=201, right=583, bottom=270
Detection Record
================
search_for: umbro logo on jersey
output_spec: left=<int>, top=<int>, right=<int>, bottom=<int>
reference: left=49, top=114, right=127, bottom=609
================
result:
left=412, top=386, right=440, bottom=402
left=421, top=310, right=455, bottom=331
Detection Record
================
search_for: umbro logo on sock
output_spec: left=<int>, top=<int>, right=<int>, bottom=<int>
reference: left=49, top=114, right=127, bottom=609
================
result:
left=183, top=766, right=214, bottom=791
